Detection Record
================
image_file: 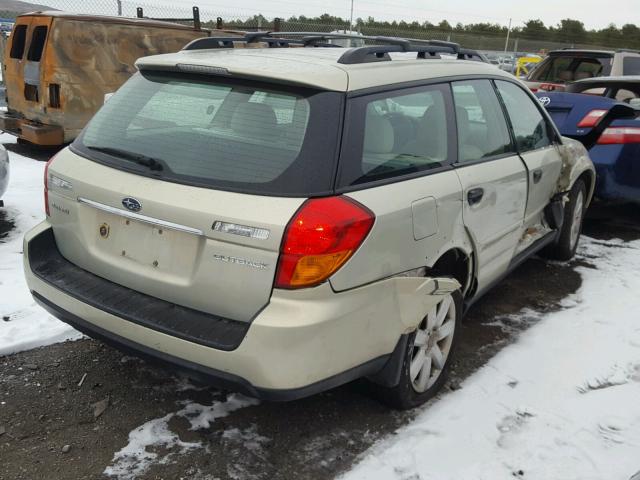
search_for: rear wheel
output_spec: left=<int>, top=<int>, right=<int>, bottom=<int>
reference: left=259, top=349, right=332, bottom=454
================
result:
left=376, top=288, right=462, bottom=410
left=541, top=179, right=586, bottom=261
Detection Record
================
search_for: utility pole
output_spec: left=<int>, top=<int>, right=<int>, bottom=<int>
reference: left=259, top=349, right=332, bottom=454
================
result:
left=117, top=0, right=122, bottom=16
left=504, top=17, right=512, bottom=53
left=349, top=0, right=354, bottom=31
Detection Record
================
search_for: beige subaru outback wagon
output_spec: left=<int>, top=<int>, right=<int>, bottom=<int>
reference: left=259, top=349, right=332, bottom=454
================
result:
left=24, top=34, right=595, bottom=409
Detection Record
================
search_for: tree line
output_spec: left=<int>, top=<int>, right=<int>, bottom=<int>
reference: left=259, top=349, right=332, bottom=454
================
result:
left=213, top=14, right=640, bottom=49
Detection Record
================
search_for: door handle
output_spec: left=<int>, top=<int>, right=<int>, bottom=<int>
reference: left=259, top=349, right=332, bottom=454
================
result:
left=467, top=188, right=484, bottom=205
left=532, top=169, right=543, bottom=184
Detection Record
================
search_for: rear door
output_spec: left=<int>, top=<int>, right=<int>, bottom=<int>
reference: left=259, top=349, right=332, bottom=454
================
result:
left=451, top=80, right=528, bottom=291
left=495, top=80, right=563, bottom=229
left=4, top=15, right=52, bottom=117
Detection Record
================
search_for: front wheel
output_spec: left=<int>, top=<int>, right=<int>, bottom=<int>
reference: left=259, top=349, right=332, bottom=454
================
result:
left=541, top=179, right=587, bottom=261
left=375, top=289, right=462, bottom=410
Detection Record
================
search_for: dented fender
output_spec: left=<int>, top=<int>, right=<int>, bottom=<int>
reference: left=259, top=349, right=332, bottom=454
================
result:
left=393, top=276, right=461, bottom=331
left=556, top=137, right=596, bottom=204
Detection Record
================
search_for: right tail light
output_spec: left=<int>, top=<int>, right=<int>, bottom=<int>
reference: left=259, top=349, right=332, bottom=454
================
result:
left=597, top=127, right=640, bottom=144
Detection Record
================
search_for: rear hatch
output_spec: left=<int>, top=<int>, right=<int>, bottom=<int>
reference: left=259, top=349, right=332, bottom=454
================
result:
left=45, top=70, right=343, bottom=322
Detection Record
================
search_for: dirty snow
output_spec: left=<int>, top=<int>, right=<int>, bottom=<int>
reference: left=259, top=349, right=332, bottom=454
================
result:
left=342, top=238, right=640, bottom=480
left=104, top=393, right=259, bottom=479
left=0, top=134, right=81, bottom=355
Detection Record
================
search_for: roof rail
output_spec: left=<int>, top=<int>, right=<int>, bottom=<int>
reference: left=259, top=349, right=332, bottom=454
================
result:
left=616, top=48, right=640, bottom=54
left=181, top=31, right=486, bottom=64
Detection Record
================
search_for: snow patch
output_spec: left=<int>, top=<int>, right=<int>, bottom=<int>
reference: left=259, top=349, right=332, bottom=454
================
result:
left=342, top=237, right=640, bottom=480
left=0, top=134, right=81, bottom=355
left=104, top=393, right=259, bottom=480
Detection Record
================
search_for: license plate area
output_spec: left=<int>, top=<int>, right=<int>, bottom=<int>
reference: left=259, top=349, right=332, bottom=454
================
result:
left=93, top=211, right=201, bottom=277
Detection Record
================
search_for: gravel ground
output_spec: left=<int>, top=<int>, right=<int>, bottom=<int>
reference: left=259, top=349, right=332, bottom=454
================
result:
left=0, top=157, right=638, bottom=480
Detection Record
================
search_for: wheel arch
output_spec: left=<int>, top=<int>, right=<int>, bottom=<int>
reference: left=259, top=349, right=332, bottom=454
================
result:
left=426, top=247, right=474, bottom=298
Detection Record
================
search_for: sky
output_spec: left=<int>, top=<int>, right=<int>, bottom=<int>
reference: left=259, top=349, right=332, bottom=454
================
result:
left=150, top=0, right=639, bottom=30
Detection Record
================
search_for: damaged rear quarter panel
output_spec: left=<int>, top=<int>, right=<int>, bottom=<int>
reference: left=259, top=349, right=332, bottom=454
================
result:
left=557, top=136, right=596, bottom=204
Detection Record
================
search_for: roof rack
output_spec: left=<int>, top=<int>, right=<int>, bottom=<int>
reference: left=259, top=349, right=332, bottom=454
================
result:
left=137, top=5, right=202, bottom=30
left=182, top=31, right=486, bottom=64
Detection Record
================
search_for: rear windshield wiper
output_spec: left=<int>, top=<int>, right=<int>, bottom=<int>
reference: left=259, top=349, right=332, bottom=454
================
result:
left=85, top=146, right=169, bottom=172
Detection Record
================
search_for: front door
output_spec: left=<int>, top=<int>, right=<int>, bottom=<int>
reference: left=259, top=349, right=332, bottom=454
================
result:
left=495, top=80, right=564, bottom=229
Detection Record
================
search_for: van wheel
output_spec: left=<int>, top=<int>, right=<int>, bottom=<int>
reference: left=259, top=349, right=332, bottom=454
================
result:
left=376, top=289, right=462, bottom=410
left=541, top=180, right=586, bottom=261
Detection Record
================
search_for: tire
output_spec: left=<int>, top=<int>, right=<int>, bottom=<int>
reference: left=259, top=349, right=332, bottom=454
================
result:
left=541, top=179, right=587, bottom=261
left=374, top=288, right=463, bottom=410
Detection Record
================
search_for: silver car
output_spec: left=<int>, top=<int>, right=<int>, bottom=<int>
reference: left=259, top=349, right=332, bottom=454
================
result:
left=0, top=146, right=9, bottom=206
left=23, top=35, right=595, bottom=409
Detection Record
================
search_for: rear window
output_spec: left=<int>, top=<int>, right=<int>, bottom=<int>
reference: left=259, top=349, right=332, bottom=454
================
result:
left=9, top=24, right=27, bottom=59
left=27, top=26, right=47, bottom=62
left=623, top=57, right=640, bottom=75
left=529, top=54, right=613, bottom=83
left=74, top=72, right=342, bottom=196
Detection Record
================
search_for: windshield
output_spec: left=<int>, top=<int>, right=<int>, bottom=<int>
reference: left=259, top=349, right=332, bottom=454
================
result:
left=74, top=71, right=342, bottom=196
left=528, top=54, right=613, bottom=83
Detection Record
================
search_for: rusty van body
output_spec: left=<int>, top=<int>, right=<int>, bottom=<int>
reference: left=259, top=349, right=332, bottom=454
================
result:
left=0, top=12, right=210, bottom=145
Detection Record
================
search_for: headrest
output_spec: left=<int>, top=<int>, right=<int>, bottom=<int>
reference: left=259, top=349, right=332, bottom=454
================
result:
left=558, top=70, right=574, bottom=81
left=230, top=102, right=278, bottom=138
left=364, top=113, right=394, bottom=154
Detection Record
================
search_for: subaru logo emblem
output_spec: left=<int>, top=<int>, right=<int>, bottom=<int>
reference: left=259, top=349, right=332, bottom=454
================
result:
left=538, top=96, right=551, bottom=107
left=122, top=197, right=142, bottom=212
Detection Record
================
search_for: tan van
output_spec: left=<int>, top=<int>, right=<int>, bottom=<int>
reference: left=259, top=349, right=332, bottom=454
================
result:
left=0, top=11, right=209, bottom=145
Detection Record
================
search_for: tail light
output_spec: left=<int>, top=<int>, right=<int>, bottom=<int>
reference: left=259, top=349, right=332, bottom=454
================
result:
left=539, top=83, right=564, bottom=92
left=577, top=109, right=608, bottom=128
left=597, top=127, right=640, bottom=144
left=275, top=196, right=375, bottom=289
left=43, top=154, right=57, bottom=216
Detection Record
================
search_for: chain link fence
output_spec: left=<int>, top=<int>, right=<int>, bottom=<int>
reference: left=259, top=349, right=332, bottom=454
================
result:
left=5, top=0, right=613, bottom=54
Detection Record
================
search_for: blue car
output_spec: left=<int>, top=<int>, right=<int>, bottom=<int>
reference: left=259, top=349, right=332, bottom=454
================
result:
left=536, top=76, right=640, bottom=203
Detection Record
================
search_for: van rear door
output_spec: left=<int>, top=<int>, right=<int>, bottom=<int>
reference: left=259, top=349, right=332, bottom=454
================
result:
left=4, top=15, right=52, bottom=117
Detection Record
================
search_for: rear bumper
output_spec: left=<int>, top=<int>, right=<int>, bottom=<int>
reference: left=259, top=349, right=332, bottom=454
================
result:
left=0, top=111, right=64, bottom=146
left=589, top=144, right=640, bottom=203
left=24, top=221, right=445, bottom=399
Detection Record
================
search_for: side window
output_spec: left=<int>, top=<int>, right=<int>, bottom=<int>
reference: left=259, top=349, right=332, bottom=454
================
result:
left=623, top=57, right=640, bottom=75
left=27, top=26, right=48, bottom=62
left=452, top=80, right=513, bottom=163
left=495, top=80, right=553, bottom=152
left=9, top=24, right=27, bottom=59
left=352, top=86, right=449, bottom=184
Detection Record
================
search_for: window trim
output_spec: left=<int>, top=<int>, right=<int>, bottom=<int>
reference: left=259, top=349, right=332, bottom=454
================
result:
left=336, top=82, right=457, bottom=191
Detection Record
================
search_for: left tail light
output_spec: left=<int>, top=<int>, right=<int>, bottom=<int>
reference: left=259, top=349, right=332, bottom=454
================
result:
left=577, top=109, right=608, bottom=128
left=44, top=154, right=57, bottom=216
left=597, top=127, right=640, bottom=144
left=275, top=196, right=375, bottom=289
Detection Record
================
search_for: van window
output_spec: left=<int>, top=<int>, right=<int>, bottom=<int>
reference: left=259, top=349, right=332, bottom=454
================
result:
left=623, top=57, right=640, bottom=75
left=75, top=72, right=342, bottom=196
left=452, top=80, right=513, bottom=163
left=338, top=84, right=452, bottom=186
left=27, top=26, right=48, bottom=62
left=495, top=81, right=553, bottom=152
left=9, top=24, right=27, bottom=59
